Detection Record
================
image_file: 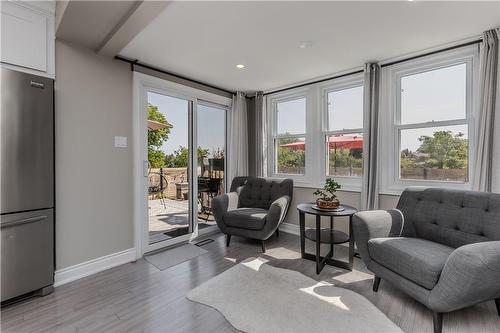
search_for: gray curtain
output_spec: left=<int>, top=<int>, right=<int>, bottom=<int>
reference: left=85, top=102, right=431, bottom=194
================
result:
left=493, top=28, right=500, bottom=193
left=254, top=92, right=268, bottom=177
left=228, top=92, right=249, bottom=182
left=473, top=29, right=499, bottom=192
left=360, top=63, right=381, bottom=210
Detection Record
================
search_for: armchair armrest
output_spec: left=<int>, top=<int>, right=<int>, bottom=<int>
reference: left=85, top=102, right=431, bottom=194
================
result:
left=429, top=241, right=500, bottom=312
left=267, top=195, right=291, bottom=225
left=212, top=192, right=239, bottom=223
left=352, top=209, right=404, bottom=267
left=260, top=195, right=291, bottom=239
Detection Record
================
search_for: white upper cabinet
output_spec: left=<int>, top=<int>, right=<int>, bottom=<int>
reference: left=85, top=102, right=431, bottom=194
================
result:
left=1, top=1, right=55, bottom=77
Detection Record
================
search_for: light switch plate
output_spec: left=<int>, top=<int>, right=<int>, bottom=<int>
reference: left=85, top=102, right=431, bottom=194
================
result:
left=114, top=136, right=127, bottom=148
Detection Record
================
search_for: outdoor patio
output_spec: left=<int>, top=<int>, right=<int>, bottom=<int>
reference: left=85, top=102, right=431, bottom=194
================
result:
left=149, top=198, right=216, bottom=244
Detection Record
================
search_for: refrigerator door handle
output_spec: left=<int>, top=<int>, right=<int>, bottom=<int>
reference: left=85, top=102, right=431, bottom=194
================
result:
left=1, top=215, right=47, bottom=229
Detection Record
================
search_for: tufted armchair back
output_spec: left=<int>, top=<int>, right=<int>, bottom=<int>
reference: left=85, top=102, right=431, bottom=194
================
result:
left=397, top=187, right=500, bottom=248
left=229, top=176, right=293, bottom=210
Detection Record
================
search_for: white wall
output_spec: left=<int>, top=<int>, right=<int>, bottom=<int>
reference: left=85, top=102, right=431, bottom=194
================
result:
left=283, top=188, right=399, bottom=234
left=55, top=40, right=133, bottom=270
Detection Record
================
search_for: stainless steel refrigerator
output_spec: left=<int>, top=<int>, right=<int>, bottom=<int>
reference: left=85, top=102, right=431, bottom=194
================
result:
left=1, top=68, right=55, bottom=302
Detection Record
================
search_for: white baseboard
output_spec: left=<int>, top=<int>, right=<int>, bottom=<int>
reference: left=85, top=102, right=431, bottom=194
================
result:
left=280, top=222, right=300, bottom=235
left=54, top=248, right=135, bottom=287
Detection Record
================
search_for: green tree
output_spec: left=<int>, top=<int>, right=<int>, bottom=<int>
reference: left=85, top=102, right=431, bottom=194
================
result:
left=212, top=147, right=225, bottom=159
left=416, top=131, right=468, bottom=169
left=400, top=148, right=418, bottom=170
left=277, top=149, right=305, bottom=171
left=197, top=147, right=209, bottom=165
left=329, top=148, right=362, bottom=168
left=276, top=135, right=305, bottom=172
left=165, top=146, right=209, bottom=168
left=148, top=104, right=172, bottom=168
left=277, top=148, right=305, bottom=168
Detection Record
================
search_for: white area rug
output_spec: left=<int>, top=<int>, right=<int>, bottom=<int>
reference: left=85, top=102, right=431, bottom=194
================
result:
left=187, top=258, right=402, bottom=333
left=145, top=244, right=207, bottom=270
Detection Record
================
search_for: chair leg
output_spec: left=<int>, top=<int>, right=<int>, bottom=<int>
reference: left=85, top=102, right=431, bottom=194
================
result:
left=495, top=298, right=500, bottom=316
left=433, top=311, right=443, bottom=333
left=226, top=234, right=231, bottom=247
left=261, top=240, right=267, bottom=253
left=275, top=228, right=279, bottom=238
left=372, top=276, right=381, bottom=292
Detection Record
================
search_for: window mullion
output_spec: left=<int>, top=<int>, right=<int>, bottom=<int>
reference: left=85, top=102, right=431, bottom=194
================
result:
left=273, top=133, right=306, bottom=140
left=395, top=119, right=468, bottom=130
left=324, top=128, right=363, bottom=136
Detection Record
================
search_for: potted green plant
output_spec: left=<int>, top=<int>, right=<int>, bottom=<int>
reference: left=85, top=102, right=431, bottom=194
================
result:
left=313, top=178, right=341, bottom=209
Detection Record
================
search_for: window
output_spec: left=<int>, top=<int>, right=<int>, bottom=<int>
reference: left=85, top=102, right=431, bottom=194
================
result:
left=398, top=64, right=469, bottom=182
left=380, top=46, right=477, bottom=193
left=272, top=97, right=306, bottom=175
left=267, top=76, right=364, bottom=188
left=400, top=124, right=468, bottom=182
left=265, top=45, right=477, bottom=192
left=400, top=64, right=466, bottom=124
left=325, top=85, right=364, bottom=178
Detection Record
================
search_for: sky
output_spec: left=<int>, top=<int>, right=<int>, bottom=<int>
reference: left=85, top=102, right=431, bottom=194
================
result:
left=400, top=63, right=467, bottom=151
left=148, top=92, right=225, bottom=156
left=277, top=62, right=468, bottom=152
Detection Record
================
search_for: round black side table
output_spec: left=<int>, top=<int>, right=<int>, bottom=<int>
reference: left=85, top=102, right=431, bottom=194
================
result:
left=297, top=203, right=358, bottom=274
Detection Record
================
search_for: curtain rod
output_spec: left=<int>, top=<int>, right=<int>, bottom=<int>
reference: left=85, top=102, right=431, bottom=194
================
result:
left=380, top=38, right=481, bottom=68
left=116, top=37, right=482, bottom=99
left=263, top=69, right=364, bottom=96
left=114, top=56, right=236, bottom=96
left=262, top=37, right=482, bottom=97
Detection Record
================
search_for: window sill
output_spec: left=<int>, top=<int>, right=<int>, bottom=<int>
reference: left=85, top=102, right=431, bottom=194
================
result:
left=268, top=174, right=362, bottom=192
left=292, top=182, right=361, bottom=193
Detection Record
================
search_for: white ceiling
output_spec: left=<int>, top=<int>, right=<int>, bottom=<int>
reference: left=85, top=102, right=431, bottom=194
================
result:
left=119, top=1, right=500, bottom=93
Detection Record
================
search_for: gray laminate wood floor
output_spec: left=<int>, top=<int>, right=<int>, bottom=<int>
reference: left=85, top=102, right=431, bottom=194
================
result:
left=2, top=232, right=499, bottom=333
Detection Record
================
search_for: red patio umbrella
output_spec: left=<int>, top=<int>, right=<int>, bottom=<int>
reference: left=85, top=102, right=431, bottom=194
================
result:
left=279, top=135, right=363, bottom=150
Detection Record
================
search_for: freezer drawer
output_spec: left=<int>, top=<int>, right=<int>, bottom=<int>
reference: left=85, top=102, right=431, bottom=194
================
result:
left=1, top=209, right=54, bottom=302
left=1, top=68, right=54, bottom=214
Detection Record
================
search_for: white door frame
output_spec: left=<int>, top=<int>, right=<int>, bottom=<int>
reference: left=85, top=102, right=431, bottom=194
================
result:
left=133, top=72, right=231, bottom=258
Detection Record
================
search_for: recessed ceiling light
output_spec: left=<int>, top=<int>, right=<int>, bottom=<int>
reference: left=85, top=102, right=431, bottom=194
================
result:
left=236, top=64, right=245, bottom=69
left=299, top=41, right=313, bottom=49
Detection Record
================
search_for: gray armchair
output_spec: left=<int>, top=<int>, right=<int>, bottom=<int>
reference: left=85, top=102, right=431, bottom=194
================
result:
left=353, top=187, right=500, bottom=333
left=212, top=177, right=293, bottom=252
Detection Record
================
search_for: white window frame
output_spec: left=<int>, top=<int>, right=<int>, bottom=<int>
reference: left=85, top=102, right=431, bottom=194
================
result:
left=267, top=88, right=313, bottom=186
left=266, top=73, right=365, bottom=190
left=379, top=45, right=478, bottom=195
left=318, top=74, right=364, bottom=191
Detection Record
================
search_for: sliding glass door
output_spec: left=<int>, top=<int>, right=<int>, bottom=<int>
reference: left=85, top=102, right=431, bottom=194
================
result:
left=146, top=92, right=194, bottom=247
left=196, top=103, right=227, bottom=232
left=136, top=74, right=230, bottom=254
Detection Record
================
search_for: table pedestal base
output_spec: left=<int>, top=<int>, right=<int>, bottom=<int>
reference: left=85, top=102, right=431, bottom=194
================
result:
left=298, top=208, right=355, bottom=275
left=302, top=251, right=352, bottom=274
